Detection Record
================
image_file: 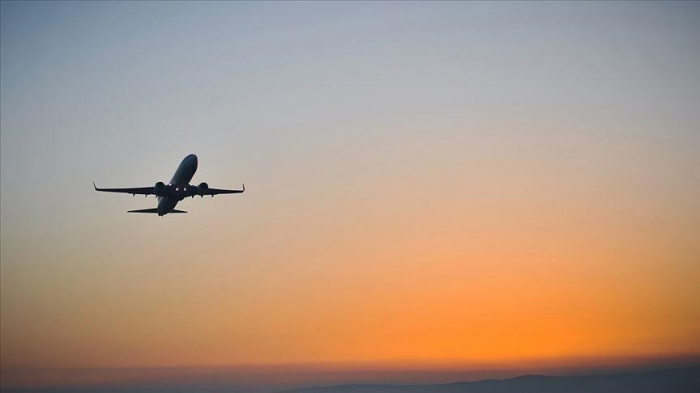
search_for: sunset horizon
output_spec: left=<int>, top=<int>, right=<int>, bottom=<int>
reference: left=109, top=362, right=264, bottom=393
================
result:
left=3, top=353, right=699, bottom=389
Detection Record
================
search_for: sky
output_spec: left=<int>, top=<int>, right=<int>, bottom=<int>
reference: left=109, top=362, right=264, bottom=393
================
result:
left=1, top=1, right=699, bottom=389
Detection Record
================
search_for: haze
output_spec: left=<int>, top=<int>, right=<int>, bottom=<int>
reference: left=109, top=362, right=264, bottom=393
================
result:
left=1, top=1, right=699, bottom=389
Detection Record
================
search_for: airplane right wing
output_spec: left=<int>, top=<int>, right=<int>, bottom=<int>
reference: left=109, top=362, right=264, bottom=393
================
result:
left=93, top=182, right=155, bottom=196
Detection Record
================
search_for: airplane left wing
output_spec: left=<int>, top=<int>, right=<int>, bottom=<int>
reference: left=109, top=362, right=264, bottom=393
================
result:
left=93, top=182, right=155, bottom=196
left=200, top=183, right=245, bottom=196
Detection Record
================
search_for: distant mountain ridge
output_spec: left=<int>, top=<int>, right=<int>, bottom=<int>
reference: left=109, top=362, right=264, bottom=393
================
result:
left=2, top=365, right=698, bottom=393
left=288, top=365, right=700, bottom=393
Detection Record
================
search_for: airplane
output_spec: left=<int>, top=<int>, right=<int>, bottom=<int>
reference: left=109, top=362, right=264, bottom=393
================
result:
left=94, top=154, right=244, bottom=216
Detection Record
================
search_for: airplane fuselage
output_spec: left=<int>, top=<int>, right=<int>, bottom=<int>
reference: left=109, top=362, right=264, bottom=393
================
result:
left=157, top=154, right=199, bottom=216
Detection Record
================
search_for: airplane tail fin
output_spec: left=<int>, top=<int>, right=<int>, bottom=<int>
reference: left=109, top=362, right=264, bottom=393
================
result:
left=127, top=208, right=187, bottom=214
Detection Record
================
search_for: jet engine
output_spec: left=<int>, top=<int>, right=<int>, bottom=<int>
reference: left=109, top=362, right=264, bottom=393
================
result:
left=154, top=181, right=166, bottom=195
left=197, top=182, right=209, bottom=196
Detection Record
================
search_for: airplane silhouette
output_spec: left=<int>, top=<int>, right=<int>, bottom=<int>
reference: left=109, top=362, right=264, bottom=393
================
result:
left=94, top=154, right=244, bottom=216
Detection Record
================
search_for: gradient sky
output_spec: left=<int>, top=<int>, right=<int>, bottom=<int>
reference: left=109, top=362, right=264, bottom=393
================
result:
left=1, top=0, right=699, bottom=385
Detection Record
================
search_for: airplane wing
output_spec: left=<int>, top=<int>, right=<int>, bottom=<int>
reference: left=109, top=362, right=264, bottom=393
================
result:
left=93, top=182, right=155, bottom=196
left=201, top=183, right=245, bottom=196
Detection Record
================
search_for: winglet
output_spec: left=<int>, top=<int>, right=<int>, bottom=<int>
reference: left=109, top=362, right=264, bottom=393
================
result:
left=242, top=183, right=245, bottom=192
left=93, top=182, right=98, bottom=191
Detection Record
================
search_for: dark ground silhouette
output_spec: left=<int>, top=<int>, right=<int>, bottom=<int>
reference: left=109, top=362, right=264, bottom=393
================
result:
left=289, top=366, right=700, bottom=393
left=2, top=365, right=698, bottom=393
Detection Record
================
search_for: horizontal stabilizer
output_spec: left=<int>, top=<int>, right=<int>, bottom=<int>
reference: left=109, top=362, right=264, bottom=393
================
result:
left=127, top=208, right=159, bottom=213
left=127, top=208, right=187, bottom=214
